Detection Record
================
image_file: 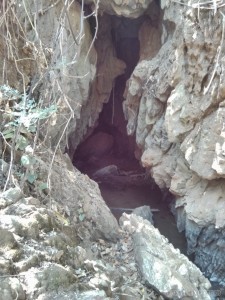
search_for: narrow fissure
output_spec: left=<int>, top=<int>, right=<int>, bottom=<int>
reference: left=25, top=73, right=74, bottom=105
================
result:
left=71, top=6, right=188, bottom=256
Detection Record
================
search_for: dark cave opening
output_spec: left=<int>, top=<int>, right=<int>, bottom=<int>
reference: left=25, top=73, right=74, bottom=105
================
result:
left=73, top=13, right=145, bottom=175
left=71, top=7, right=188, bottom=256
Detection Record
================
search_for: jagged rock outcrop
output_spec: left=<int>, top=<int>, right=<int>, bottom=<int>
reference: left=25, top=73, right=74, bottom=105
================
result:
left=2, top=0, right=225, bottom=289
left=124, top=0, right=225, bottom=285
left=0, top=0, right=97, bottom=150
left=132, top=205, right=154, bottom=224
left=27, top=151, right=119, bottom=242
left=0, top=183, right=166, bottom=299
left=84, top=0, right=154, bottom=18
left=69, top=13, right=126, bottom=155
left=0, top=178, right=211, bottom=299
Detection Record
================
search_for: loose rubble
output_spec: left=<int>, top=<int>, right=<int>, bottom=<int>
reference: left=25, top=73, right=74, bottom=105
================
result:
left=0, top=175, right=213, bottom=299
left=0, top=161, right=164, bottom=299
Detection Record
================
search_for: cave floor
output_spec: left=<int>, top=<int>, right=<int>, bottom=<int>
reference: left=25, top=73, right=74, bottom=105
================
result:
left=77, top=151, right=188, bottom=256
left=99, top=181, right=188, bottom=256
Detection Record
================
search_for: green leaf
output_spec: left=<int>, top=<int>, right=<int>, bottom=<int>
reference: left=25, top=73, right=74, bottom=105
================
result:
left=27, top=172, right=37, bottom=184
left=37, top=105, right=57, bottom=120
left=21, top=154, right=31, bottom=167
left=2, top=127, right=15, bottom=134
left=3, top=132, right=14, bottom=139
left=28, top=125, right=37, bottom=133
left=79, top=213, right=85, bottom=222
left=39, top=182, right=48, bottom=190
left=16, top=135, right=28, bottom=150
left=78, top=208, right=84, bottom=214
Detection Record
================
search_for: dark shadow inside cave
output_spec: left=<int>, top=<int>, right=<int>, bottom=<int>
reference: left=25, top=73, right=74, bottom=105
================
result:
left=73, top=14, right=145, bottom=176
left=71, top=7, right=188, bottom=256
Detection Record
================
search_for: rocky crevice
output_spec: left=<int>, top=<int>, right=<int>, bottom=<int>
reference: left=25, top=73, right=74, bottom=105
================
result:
left=123, top=0, right=225, bottom=286
left=70, top=0, right=225, bottom=286
left=1, top=0, right=225, bottom=293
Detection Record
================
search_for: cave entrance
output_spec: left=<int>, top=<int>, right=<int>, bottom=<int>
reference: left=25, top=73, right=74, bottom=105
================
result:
left=71, top=5, right=188, bottom=255
left=73, top=14, right=145, bottom=176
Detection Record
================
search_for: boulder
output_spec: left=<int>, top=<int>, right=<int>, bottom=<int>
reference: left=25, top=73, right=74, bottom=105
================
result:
left=33, top=152, right=119, bottom=242
left=120, top=213, right=211, bottom=300
left=92, top=165, right=119, bottom=180
left=0, top=278, right=25, bottom=300
left=75, top=132, right=114, bottom=162
left=0, top=187, right=23, bottom=209
left=132, top=205, right=154, bottom=224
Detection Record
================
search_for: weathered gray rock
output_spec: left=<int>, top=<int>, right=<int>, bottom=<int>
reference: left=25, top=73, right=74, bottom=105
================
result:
left=0, top=159, right=9, bottom=175
left=23, top=197, right=41, bottom=207
left=24, top=263, right=77, bottom=299
left=0, top=257, right=13, bottom=275
left=0, top=277, right=25, bottom=300
left=180, top=107, right=225, bottom=180
left=175, top=177, right=225, bottom=285
left=0, top=187, right=23, bottom=208
left=0, top=178, right=162, bottom=300
left=121, top=214, right=211, bottom=300
left=33, top=152, right=119, bottom=242
left=118, top=286, right=144, bottom=300
left=37, top=290, right=108, bottom=300
left=77, top=290, right=108, bottom=300
left=0, top=228, right=20, bottom=273
left=84, top=0, right=153, bottom=18
left=92, top=165, right=119, bottom=179
left=71, top=246, right=88, bottom=268
left=122, top=0, right=225, bottom=286
left=69, top=13, right=126, bottom=154
left=14, top=255, right=39, bottom=273
left=132, top=205, right=154, bottom=224
left=0, top=214, right=39, bottom=239
left=0, top=228, right=18, bottom=250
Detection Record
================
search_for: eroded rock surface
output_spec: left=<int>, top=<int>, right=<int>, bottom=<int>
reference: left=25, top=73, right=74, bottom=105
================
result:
left=124, top=0, right=225, bottom=284
left=2, top=0, right=225, bottom=290
left=30, top=151, right=119, bottom=242
left=0, top=1, right=97, bottom=151
left=132, top=205, right=154, bottom=224
left=0, top=179, right=166, bottom=299
left=85, top=0, right=154, bottom=18
left=120, top=214, right=211, bottom=299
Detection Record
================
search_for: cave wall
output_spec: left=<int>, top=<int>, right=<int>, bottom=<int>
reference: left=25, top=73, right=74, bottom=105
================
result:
left=2, top=0, right=225, bottom=286
left=124, top=0, right=225, bottom=284
left=0, top=0, right=97, bottom=149
left=68, top=13, right=126, bottom=156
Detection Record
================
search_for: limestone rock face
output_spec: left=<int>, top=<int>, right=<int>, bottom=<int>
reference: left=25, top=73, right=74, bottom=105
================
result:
left=0, top=184, right=165, bottom=299
left=69, top=14, right=126, bottom=154
left=85, top=0, right=154, bottom=18
left=0, top=1, right=97, bottom=150
left=132, top=205, right=154, bottom=224
left=174, top=178, right=225, bottom=285
left=35, top=1, right=97, bottom=150
left=180, top=106, right=225, bottom=180
left=2, top=0, right=225, bottom=289
left=124, top=0, right=225, bottom=284
left=32, top=151, right=119, bottom=242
